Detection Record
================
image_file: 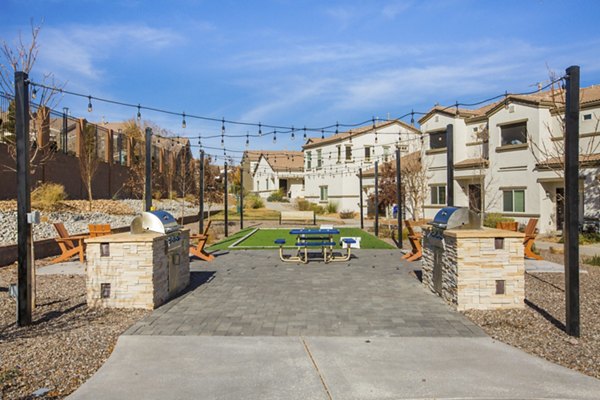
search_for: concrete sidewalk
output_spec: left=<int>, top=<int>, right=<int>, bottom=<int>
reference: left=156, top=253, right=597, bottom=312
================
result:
left=69, top=336, right=600, bottom=400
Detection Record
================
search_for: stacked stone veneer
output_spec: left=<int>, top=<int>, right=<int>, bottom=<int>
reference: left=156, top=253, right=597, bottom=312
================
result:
left=422, top=228, right=525, bottom=311
left=86, top=230, right=190, bottom=309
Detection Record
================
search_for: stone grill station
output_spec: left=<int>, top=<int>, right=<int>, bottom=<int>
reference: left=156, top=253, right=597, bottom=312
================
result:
left=422, top=207, right=525, bottom=311
left=86, top=211, right=190, bottom=310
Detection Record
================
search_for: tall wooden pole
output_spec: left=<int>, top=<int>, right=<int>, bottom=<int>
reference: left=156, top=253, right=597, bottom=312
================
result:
left=359, top=168, right=364, bottom=229
left=240, top=164, right=244, bottom=230
left=15, top=71, right=32, bottom=326
left=374, top=160, right=379, bottom=237
left=144, top=127, right=152, bottom=212
left=395, top=148, right=403, bottom=248
left=199, top=150, right=205, bottom=233
left=446, top=124, right=454, bottom=207
left=224, top=161, right=229, bottom=237
left=564, top=65, right=580, bottom=337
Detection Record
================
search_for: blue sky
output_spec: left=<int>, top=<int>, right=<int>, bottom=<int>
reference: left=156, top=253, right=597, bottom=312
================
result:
left=2, top=0, right=600, bottom=159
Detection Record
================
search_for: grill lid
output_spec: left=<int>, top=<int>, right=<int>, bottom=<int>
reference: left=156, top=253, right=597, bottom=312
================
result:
left=130, top=210, right=181, bottom=234
left=430, top=206, right=480, bottom=230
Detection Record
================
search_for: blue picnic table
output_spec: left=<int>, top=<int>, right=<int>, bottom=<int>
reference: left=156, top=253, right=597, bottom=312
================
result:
left=275, top=228, right=355, bottom=264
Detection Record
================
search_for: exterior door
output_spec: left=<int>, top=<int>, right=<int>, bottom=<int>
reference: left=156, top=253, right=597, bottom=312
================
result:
left=468, top=184, right=482, bottom=212
left=556, top=187, right=565, bottom=231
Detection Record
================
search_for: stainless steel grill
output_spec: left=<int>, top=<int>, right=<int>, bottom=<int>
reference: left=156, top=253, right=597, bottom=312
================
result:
left=130, top=210, right=183, bottom=250
left=427, top=207, right=481, bottom=249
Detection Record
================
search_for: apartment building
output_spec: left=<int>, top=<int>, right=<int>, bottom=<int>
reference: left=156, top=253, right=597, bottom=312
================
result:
left=302, top=120, right=422, bottom=213
left=241, top=150, right=304, bottom=198
left=419, top=85, right=600, bottom=234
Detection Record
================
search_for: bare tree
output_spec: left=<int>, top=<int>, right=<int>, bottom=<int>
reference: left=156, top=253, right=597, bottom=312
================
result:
left=0, top=20, right=63, bottom=173
left=401, top=151, right=430, bottom=220
left=176, top=144, right=196, bottom=223
left=79, top=124, right=100, bottom=211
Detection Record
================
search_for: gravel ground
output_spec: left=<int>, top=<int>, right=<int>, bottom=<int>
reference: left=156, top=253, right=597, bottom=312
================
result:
left=0, top=199, right=199, bottom=246
left=0, top=260, right=149, bottom=399
left=464, top=250, right=600, bottom=380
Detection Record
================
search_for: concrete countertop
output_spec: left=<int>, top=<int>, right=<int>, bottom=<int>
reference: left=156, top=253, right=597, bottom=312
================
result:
left=85, top=231, right=164, bottom=243
left=444, top=228, right=525, bottom=238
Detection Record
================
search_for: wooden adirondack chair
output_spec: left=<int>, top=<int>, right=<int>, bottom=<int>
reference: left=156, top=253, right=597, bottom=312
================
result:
left=402, top=220, right=423, bottom=262
left=189, top=220, right=215, bottom=261
left=523, top=218, right=543, bottom=260
left=89, top=224, right=112, bottom=238
left=51, top=223, right=88, bottom=264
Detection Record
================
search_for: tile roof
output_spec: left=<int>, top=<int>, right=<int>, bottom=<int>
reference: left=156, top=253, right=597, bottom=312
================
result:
left=302, top=119, right=420, bottom=150
left=251, top=150, right=304, bottom=173
left=419, top=84, right=600, bottom=124
left=454, top=157, right=489, bottom=169
left=537, top=153, right=600, bottom=168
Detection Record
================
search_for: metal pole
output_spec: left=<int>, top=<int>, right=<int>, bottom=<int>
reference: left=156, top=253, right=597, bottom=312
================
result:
left=395, top=148, right=403, bottom=248
left=144, top=127, right=152, bottom=211
left=564, top=65, right=580, bottom=337
left=62, top=107, right=68, bottom=153
left=224, top=161, right=229, bottom=237
left=15, top=71, right=32, bottom=326
left=240, top=165, right=244, bottom=230
left=359, top=168, right=364, bottom=229
left=446, top=124, right=454, bottom=206
left=199, top=150, right=205, bottom=233
left=374, top=160, right=379, bottom=237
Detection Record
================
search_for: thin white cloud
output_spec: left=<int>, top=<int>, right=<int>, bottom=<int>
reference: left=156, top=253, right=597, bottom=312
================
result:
left=37, top=23, right=183, bottom=81
left=381, top=1, right=412, bottom=19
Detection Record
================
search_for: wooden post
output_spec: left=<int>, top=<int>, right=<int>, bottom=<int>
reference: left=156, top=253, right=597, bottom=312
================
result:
left=395, top=148, right=403, bottom=248
left=199, top=150, right=205, bottom=233
left=15, top=71, right=32, bottom=326
left=564, top=65, right=580, bottom=337
left=145, top=127, right=152, bottom=212
left=359, top=168, right=364, bottom=229
left=374, top=160, right=379, bottom=237
left=446, top=124, right=454, bottom=207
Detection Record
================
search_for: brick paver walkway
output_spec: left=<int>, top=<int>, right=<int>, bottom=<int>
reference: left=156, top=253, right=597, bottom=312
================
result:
left=126, top=250, right=484, bottom=337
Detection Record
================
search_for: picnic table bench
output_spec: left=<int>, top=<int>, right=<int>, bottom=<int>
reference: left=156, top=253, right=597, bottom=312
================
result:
left=275, top=228, right=355, bottom=263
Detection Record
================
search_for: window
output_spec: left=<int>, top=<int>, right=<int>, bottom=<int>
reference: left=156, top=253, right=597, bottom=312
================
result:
left=429, top=130, right=447, bottom=149
left=320, top=186, right=328, bottom=201
left=383, top=146, right=390, bottom=162
left=365, top=146, right=372, bottom=162
left=257, top=181, right=260, bottom=191
left=266, top=179, right=269, bottom=190
left=500, top=122, right=527, bottom=146
left=336, top=145, right=341, bottom=163
left=317, top=149, right=322, bottom=169
left=583, top=113, right=592, bottom=121
left=431, top=185, right=446, bottom=205
left=503, top=189, right=525, bottom=212
left=306, top=151, right=312, bottom=169
left=345, top=145, right=352, bottom=162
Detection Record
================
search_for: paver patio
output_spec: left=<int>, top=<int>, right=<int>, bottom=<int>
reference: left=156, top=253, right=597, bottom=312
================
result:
left=125, top=250, right=484, bottom=337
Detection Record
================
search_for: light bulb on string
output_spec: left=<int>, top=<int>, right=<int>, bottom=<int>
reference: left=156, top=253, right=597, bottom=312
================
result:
left=372, top=117, right=375, bottom=130
left=245, top=132, right=249, bottom=147
left=335, top=122, right=339, bottom=135
left=273, top=129, right=277, bottom=143
left=32, top=88, right=37, bottom=99
left=182, top=112, right=186, bottom=129
left=349, top=130, right=352, bottom=144
left=291, top=126, right=295, bottom=141
left=303, top=126, right=307, bottom=140
left=258, top=122, right=262, bottom=136
left=87, top=96, right=93, bottom=112
left=137, top=104, right=141, bottom=121
left=321, top=129, right=324, bottom=140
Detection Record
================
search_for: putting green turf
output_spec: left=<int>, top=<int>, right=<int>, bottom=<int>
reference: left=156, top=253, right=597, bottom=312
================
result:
left=207, top=228, right=395, bottom=250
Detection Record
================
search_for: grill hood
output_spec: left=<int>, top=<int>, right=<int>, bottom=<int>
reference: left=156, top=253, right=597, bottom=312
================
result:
left=429, top=207, right=480, bottom=230
left=130, top=210, right=181, bottom=234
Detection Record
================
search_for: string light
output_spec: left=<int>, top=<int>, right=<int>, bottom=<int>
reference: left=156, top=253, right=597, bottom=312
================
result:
left=221, top=117, right=225, bottom=147
left=273, top=129, right=277, bottom=143
left=246, top=132, right=249, bottom=147
left=32, top=88, right=37, bottom=99
left=321, top=129, right=324, bottom=140
left=182, top=112, right=186, bottom=129
left=335, top=122, right=339, bottom=135
left=258, top=122, right=262, bottom=136
left=410, top=110, right=415, bottom=125
left=137, top=104, right=141, bottom=121
left=291, top=126, right=295, bottom=141
left=88, top=96, right=93, bottom=112
left=303, top=126, right=307, bottom=140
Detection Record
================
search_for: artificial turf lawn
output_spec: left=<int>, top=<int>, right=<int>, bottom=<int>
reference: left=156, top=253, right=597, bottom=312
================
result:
left=207, top=227, right=395, bottom=250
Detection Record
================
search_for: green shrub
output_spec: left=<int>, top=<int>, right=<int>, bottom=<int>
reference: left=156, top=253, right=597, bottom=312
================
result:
left=559, top=233, right=600, bottom=245
left=309, top=203, right=325, bottom=215
left=326, top=202, right=339, bottom=214
left=584, top=255, right=600, bottom=266
left=339, top=210, right=355, bottom=219
left=152, top=190, right=163, bottom=200
left=267, top=188, right=286, bottom=202
left=296, top=198, right=311, bottom=211
left=245, top=194, right=264, bottom=209
left=483, top=213, right=515, bottom=228
left=31, top=183, right=66, bottom=211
